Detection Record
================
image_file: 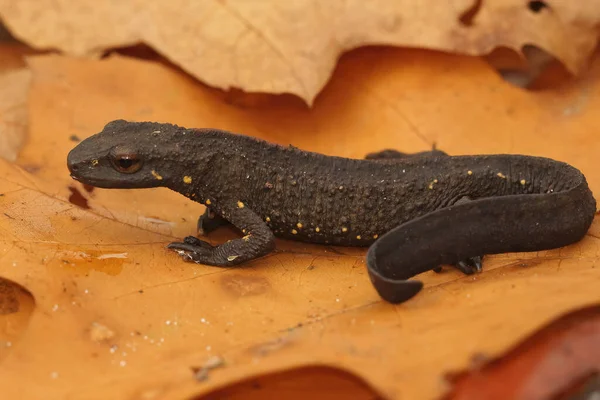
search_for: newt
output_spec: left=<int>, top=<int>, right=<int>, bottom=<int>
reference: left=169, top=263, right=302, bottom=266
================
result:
left=67, top=120, right=597, bottom=303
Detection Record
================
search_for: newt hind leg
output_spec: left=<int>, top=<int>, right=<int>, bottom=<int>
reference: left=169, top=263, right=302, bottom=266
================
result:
left=434, top=256, right=483, bottom=274
left=454, top=256, right=483, bottom=274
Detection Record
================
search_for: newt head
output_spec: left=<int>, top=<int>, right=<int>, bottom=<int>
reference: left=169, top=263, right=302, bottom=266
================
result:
left=67, top=119, right=185, bottom=189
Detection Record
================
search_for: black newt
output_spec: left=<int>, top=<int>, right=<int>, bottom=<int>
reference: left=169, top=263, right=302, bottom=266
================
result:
left=67, top=120, right=597, bottom=303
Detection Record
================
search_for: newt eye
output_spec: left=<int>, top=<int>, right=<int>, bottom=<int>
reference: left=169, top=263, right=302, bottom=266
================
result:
left=110, top=153, right=142, bottom=174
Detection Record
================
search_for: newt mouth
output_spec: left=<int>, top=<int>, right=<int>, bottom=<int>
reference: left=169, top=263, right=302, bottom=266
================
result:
left=68, top=174, right=113, bottom=188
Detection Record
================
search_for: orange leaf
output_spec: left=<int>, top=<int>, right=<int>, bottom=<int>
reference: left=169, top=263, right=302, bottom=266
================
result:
left=0, top=46, right=599, bottom=399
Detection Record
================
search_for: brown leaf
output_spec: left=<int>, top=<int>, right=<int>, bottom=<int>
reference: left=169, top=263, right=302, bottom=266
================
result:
left=1, top=1, right=599, bottom=103
left=1, top=45, right=600, bottom=399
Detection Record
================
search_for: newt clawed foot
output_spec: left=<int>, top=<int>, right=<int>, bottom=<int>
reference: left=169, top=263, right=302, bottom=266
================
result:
left=167, top=236, right=215, bottom=263
left=454, top=255, right=483, bottom=274
left=433, top=256, right=484, bottom=275
left=167, top=236, right=247, bottom=266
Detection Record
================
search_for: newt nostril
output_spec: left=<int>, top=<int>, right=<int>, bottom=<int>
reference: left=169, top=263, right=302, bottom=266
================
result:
left=68, top=162, right=79, bottom=174
left=67, top=150, right=80, bottom=174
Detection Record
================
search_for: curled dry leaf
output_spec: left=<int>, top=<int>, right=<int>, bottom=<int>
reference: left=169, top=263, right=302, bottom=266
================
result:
left=1, top=0, right=600, bottom=104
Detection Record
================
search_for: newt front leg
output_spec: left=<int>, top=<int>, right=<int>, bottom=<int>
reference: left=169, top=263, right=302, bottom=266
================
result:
left=168, top=202, right=275, bottom=266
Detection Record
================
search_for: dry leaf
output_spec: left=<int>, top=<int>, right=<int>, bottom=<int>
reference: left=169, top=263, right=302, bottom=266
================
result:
left=1, top=1, right=599, bottom=104
left=0, top=44, right=599, bottom=399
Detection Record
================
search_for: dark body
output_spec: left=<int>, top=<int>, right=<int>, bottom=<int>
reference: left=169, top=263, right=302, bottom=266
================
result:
left=67, top=120, right=597, bottom=303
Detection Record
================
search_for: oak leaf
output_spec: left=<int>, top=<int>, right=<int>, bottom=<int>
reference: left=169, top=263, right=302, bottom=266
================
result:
left=0, top=45, right=599, bottom=399
left=1, top=1, right=599, bottom=103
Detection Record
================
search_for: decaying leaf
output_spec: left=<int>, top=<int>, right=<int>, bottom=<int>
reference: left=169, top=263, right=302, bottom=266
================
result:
left=1, top=1, right=599, bottom=104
